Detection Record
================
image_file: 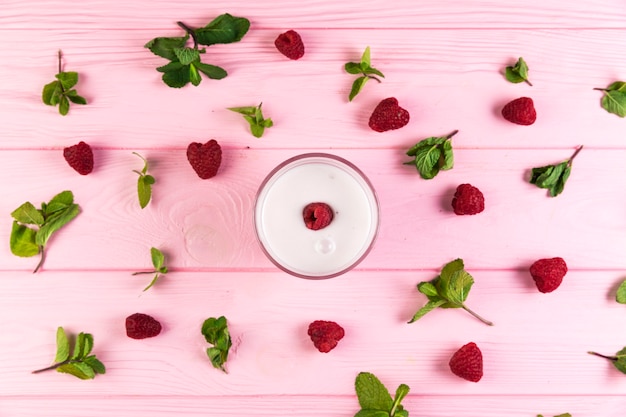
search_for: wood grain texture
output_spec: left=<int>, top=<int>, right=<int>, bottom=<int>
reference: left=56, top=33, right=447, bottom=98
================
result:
left=1, top=29, right=625, bottom=149
left=1, top=270, right=625, bottom=396
left=2, top=0, right=626, bottom=29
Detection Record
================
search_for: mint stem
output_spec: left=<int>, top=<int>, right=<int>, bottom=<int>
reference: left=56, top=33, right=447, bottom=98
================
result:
left=33, top=246, right=45, bottom=273
left=588, top=351, right=617, bottom=361
left=367, top=75, right=382, bottom=83
left=176, top=21, right=198, bottom=49
left=32, top=359, right=72, bottom=374
left=447, top=130, right=459, bottom=140
left=461, top=304, right=494, bottom=326
left=525, top=79, right=533, bottom=87
left=132, top=270, right=156, bottom=276
left=567, top=145, right=583, bottom=166
left=57, top=50, right=62, bottom=74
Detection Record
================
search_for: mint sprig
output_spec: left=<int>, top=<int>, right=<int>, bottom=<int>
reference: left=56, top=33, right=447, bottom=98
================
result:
left=132, top=247, right=168, bottom=291
left=588, top=348, right=626, bottom=374
left=145, top=14, right=250, bottom=88
left=354, top=372, right=410, bottom=417
left=538, top=414, right=572, bottom=417
left=409, top=258, right=493, bottom=326
left=201, top=316, right=232, bottom=373
left=42, top=50, right=87, bottom=115
left=227, top=103, right=274, bottom=138
left=616, top=279, right=626, bottom=304
left=404, top=130, right=457, bottom=179
left=10, top=190, right=80, bottom=273
left=529, top=146, right=583, bottom=197
left=132, top=152, right=155, bottom=209
left=505, top=57, right=532, bottom=86
left=594, top=81, right=626, bottom=117
left=344, top=46, right=385, bottom=101
left=32, top=327, right=105, bottom=380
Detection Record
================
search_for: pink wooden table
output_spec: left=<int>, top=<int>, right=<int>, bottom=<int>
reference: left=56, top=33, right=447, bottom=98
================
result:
left=1, top=1, right=626, bottom=415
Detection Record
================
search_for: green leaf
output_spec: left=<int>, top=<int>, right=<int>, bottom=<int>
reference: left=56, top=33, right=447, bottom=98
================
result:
left=505, top=57, right=530, bottom=84
left=173, top=47, right=200, bottom=65
left=390, top=384, right=410, bottom=417
left=354, top=411, right=389, bottom=417
left=349, top=76, right=369, bottom=102
left=344, top=62, right=362, bottom=75
left=193, top=62, right=227, bottom=80
left=228, top=106, right=258, bottom=116
left=83, top=355, right=106, bottom=375
left=408, top=299, right=446, bottom=323
left=607, top=81, right=626, bottom=92
left=616, top=280, right=626, bottom=304
left=58, top=95, right=70, bottom=115
left=42, top=81, right=60, bottom=105
left=361, top=46, right=372, bottom=67
left=613, top=347, right=626, bottom=374
left=71, top=333, right=94, bottom=360
left=362, top=66, right=385, bottom=78
left=530, top=161, right=570, bottom=197
left=57, top=362, right=95, bottom=380
left=11, top=202, right=44, bottom=225
left=45, top=190, right=74, bottom=216
left=54, top=327, right=70, bottom=363
left=150, top=247, right=165, bottom=270
left=440, top=258, right=464, bottom=281
left=201, top=316, right=228, bottom=344
left=600, top=89, right=626, bottom=117
left=66, top=92, right=87, bottom=105
left=417, top=281, right=439, bottom=299
left=195, top=14, right=251, bottom=46
left=35, top=204, right=80, bottom=247
left=55, top=71, right=78, bottom=89
left=405, top=134, right=455, bottom=179
left=395, top=410, right=409, bottom=417
left=137, top=176, right=153, bottom=209
left=250, top=124, right=265, bottom=138
left=156, top=61, right=185, bottom=73
left=355, top=372, right=394, bottom=411
left=161, top=64, right=192, bottom=88
left=441, top=269, right=474, bottom=305
left=145, top=35, right=189, bottom=61
left=201, top=316, right=232, bottom=371
left=207, top=346, right=228, bottom=372
left=10, top=221, right=40, bottom=257
left=189, top=63, right=202, bottom=86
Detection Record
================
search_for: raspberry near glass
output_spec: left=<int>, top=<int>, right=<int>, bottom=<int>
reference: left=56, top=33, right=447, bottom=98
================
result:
left=254, top=153, right=380, bottom=279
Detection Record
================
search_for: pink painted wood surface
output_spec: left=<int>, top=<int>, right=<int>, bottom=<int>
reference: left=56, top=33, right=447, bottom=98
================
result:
left=1, top=0, right=626, bottom=416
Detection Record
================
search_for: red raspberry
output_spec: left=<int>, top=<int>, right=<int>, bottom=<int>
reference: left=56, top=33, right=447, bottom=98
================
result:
left=63, top=141, right=94, bottom=175
left=368, top=97, right=410, bottom=132
left=451, top=184, right=485, bottom=215
left=501, top=97, right=536, bottom=125
left=449, top=342, right=483, bottom=382
left=274, top=30, right=305, bottom=60
left=529, top=257, right=567, bottom=293
left=307, top=320, right=345, bottom=353
left=125, top=313, right=162, bottom=339
left=186, top=139, right=222, bottom=179
left=303, top=202, right=334, bottom=230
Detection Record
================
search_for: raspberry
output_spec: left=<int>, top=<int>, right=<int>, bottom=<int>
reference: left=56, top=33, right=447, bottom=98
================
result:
left=449, top=342, right=483, bottom=382
left=274, top=30, right=305, bottom=60
left=529, top=257, right=567, bottom=293
left=368, top=97, right=410, bottom=132
left=307, top=320, right=345, bottom=353
left=501, top=97, right=536, bottom=125
left=451, top=184, right=485, bottom=215
left=187, top=139, right=222, bottom=179
left=125, top=313, right=162, bottom=339
left=303, top=202, right=334, bottom=230
left=63, top=141, right=94, bottom=175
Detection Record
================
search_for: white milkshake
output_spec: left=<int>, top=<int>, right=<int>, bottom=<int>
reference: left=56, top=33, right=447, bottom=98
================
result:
left=254, top=153, right=379, bottom=278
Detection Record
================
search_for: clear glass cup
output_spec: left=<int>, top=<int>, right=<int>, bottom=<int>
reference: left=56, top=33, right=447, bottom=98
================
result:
left=254, top=153, right=380, bottom=279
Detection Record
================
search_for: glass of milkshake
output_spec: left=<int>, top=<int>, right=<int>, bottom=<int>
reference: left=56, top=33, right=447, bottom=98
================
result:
left=254, top=153, right=379, bottom=279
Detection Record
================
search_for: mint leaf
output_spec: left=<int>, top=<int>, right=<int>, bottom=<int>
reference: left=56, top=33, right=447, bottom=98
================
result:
left=530, top=146, right=582, bottom=197
left=145, top=15, right=249, bottom=88
left=505, top=57, right=532, bottom=86
left=32, top=327, right=105, bottom=380
left=54, top=327, right=70, bottom=363
left=595, top=82, right=626, bottom=117
left=42, top=51, right=86, bottom=115
left=404, top=130, right=457, bottom=179
left=132, top=153, right=155, bottom=208
left=354, top=372, right=410, bottom=417
left=133, top=247, right=168, bottom=291
left=228, top=103, right=273, bottom=138
left=409, top=258, right=493, bottom=326
left=344, top=46, right=384, bottom=101
left=10, top=191, right=80, bottom=272
left=194, top=13, right=250, bottom=46
left=616, top=280, right=626, bottom=304
left=201, top=316, right=232, bottom=373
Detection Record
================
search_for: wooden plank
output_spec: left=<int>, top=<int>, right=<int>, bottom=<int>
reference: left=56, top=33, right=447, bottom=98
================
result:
left=2, top=395, right=625, bottom=417
left=0, top=148, right=623, bottom=271
left=2, top=0, right=626, bottom=29
left=1, top=29, right=626, bottom=150
left=0, top=270, right=625, bottom=396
